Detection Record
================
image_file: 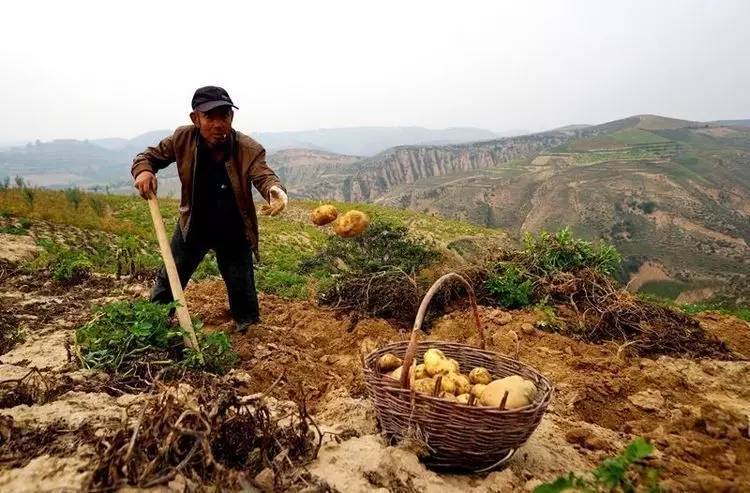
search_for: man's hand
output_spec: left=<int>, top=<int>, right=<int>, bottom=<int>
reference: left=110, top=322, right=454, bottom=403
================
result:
left=266, top=186, right=288, bottom=216
left=134, top=171, right=158, bottom=200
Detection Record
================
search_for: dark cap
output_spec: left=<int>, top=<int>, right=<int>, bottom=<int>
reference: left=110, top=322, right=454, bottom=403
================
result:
left=191, top=86, right=239, bottom=112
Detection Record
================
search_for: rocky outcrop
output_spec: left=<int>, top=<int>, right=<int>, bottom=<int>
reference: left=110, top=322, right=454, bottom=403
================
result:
left=298, top=132, right=570, bottom=202
left=268, top=149, right=360, bottom=196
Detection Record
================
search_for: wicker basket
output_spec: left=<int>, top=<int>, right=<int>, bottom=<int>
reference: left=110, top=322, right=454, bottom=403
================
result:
left=363, top=273, right=553, bottom=471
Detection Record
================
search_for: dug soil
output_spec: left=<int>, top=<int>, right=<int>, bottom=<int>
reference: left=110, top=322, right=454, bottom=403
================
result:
left=1, top=271, right=749, bottom=491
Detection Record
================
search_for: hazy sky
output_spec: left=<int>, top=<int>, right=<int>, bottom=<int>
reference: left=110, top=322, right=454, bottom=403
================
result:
left=1, top=0, right=749, bottom=142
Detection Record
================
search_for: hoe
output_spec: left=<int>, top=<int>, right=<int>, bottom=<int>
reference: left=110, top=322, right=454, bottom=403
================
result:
left=147, top=194, right=202, bottom=361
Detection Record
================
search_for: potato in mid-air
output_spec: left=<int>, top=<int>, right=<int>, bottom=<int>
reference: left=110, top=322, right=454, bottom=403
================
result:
left=311, top=204, right=338, bottom=226
left=333, top=210, right=370, bottom=238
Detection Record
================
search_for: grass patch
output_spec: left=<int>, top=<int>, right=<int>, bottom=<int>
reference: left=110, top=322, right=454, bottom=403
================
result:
left=611, top=128, right=670, bottom=145
left=535, top=438, right=660, bottom=493
left=519, top=227, right=622, bottom=277
left=193, top=252, right=220, bottom=280
left=301, top=220, right=439, bottom=275
left=75, top=300, right=237, bottom=376
left=1, top=189, right=503, bottom=300
left=639, top=279, right=690, bottom=300
left=114, top=234, right=161, bottom=278
left=0, top=217, right=31, bottom=235
left=301, top=220, right=440, bottom=320
left=28, top=239, right=93, bottom=283
left=483, top=228, right=621, bottom=309
left=485, top=265, right=534, bottom=309
left=681, top=302, right=750, bottom=322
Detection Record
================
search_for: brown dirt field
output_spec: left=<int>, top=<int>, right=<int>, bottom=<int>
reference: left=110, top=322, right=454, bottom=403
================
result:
left=699, top=312, right=750, bottom=358
left=1, top=268, right=748, bottom=491
left=429, top=307, right=750, bottom=491
left=186, top=280, right=409, bottom=409
left=627, top=261, right=670, bottom=292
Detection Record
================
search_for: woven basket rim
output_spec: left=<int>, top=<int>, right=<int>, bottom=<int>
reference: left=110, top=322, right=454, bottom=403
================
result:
left=364, top=341, right=554, bottom=414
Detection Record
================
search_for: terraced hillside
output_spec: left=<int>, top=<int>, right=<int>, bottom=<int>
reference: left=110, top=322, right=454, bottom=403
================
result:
left=291, top=115, right=750, bottom=303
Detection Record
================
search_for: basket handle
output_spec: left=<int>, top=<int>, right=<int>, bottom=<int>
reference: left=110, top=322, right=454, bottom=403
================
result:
left=400, top=273, right=485, bottom=389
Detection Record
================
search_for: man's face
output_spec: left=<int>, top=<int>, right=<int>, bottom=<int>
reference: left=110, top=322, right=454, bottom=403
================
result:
left=191, top=106, right=234, bottom=147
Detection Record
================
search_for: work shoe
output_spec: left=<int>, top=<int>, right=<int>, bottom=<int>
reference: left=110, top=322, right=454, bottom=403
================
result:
left=235, top=319, right=261, bottom=334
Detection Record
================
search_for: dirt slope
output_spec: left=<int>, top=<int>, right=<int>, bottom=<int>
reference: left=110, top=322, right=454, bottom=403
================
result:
left=0, top=270, right=749, bottom=491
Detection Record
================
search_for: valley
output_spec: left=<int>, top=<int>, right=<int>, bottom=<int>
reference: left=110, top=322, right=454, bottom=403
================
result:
left=283, top=116, right=750, bottom=303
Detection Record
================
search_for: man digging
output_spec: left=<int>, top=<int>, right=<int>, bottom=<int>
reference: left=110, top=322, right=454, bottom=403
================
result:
left=131, top=86, right=287, bottom=333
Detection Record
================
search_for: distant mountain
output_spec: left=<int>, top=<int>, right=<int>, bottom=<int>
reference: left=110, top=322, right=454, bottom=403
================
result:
left=267, top=149, right=362, bottom=198
left=552, top=124, right=591, bottom=133
left=0, top=126, right=497, bottom=188
left=253, top=126, right=498, bottom=155
left=92, top=130, right=170, bottom=152
left=711, top=119, right=750, bottom=128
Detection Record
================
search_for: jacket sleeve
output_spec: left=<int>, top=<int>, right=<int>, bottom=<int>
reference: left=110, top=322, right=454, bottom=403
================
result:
left=249, top=148, right=285, bottom=202
left=131, top=133, right=177, bottom=178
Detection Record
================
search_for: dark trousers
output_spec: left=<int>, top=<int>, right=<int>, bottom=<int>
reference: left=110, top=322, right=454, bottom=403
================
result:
left=150, top=226, right=261, bottom=324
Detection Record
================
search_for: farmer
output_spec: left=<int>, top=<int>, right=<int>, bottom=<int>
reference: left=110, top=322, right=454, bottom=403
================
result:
left=131, top=86, right=287, bottom=333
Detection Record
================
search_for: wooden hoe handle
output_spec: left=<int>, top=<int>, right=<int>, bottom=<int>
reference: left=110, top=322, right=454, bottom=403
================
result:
left=147, top=195, right=202, bottom=359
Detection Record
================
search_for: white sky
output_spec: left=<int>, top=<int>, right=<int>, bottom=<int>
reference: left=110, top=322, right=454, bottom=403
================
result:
left=1, top=0, right=749, bottom=142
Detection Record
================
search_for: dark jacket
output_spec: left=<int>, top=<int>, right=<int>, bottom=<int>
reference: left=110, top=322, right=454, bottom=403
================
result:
left=131, top=125, right=283, bottom=260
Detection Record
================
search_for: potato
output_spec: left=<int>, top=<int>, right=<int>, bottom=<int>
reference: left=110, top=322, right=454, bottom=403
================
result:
left=412, top=378, right=436, bottom=396
left=414, top=363, right=428, bottom=380
left=440, top=391, right=458, bottom=402
left=469, top=367, right=492, bottom=385
left=423, top=348, right=448, bottom=376
left=447, top=358, right=460, bottom=373
left=389, top=363, right=415, bottom=385
left=437, top=374, right=456, bottom=394
left=378, top=353, right=402, bottom=372
left=456, top=393, right=471, bottom=404
left=479, top=375, right=537, bottom=409
left=333, top=210, right=370, bottom=238
left=423, top=348, right=445, bottom=363
left=440, top=361, right=456, bottom=376
left=450, top=373, right=472, bottom=395
left=471, top=383, right=487, bottom=398
left=311, top=204, right=338, bottom=226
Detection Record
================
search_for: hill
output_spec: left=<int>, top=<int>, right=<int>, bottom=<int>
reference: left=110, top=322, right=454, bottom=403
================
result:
left=288, top=115, right=750, bottom=303
left=0, top=131, right=171, bottom=188
left=711, top=119, right=750, bottom=128
left=253, top=126, right=498, bottom=155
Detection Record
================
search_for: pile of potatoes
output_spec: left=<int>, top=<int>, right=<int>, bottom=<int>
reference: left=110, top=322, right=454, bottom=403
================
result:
left=378, top=348, right=537, bottom=409
left=311, top=204, right=370, bottom=238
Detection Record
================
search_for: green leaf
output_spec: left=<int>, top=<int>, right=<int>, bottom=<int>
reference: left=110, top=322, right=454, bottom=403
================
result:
left=533, top=473, right=581, bottom=493
left=130, top=321, right=152, bottom=337
left=623, top=437, right=654, bottom=463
